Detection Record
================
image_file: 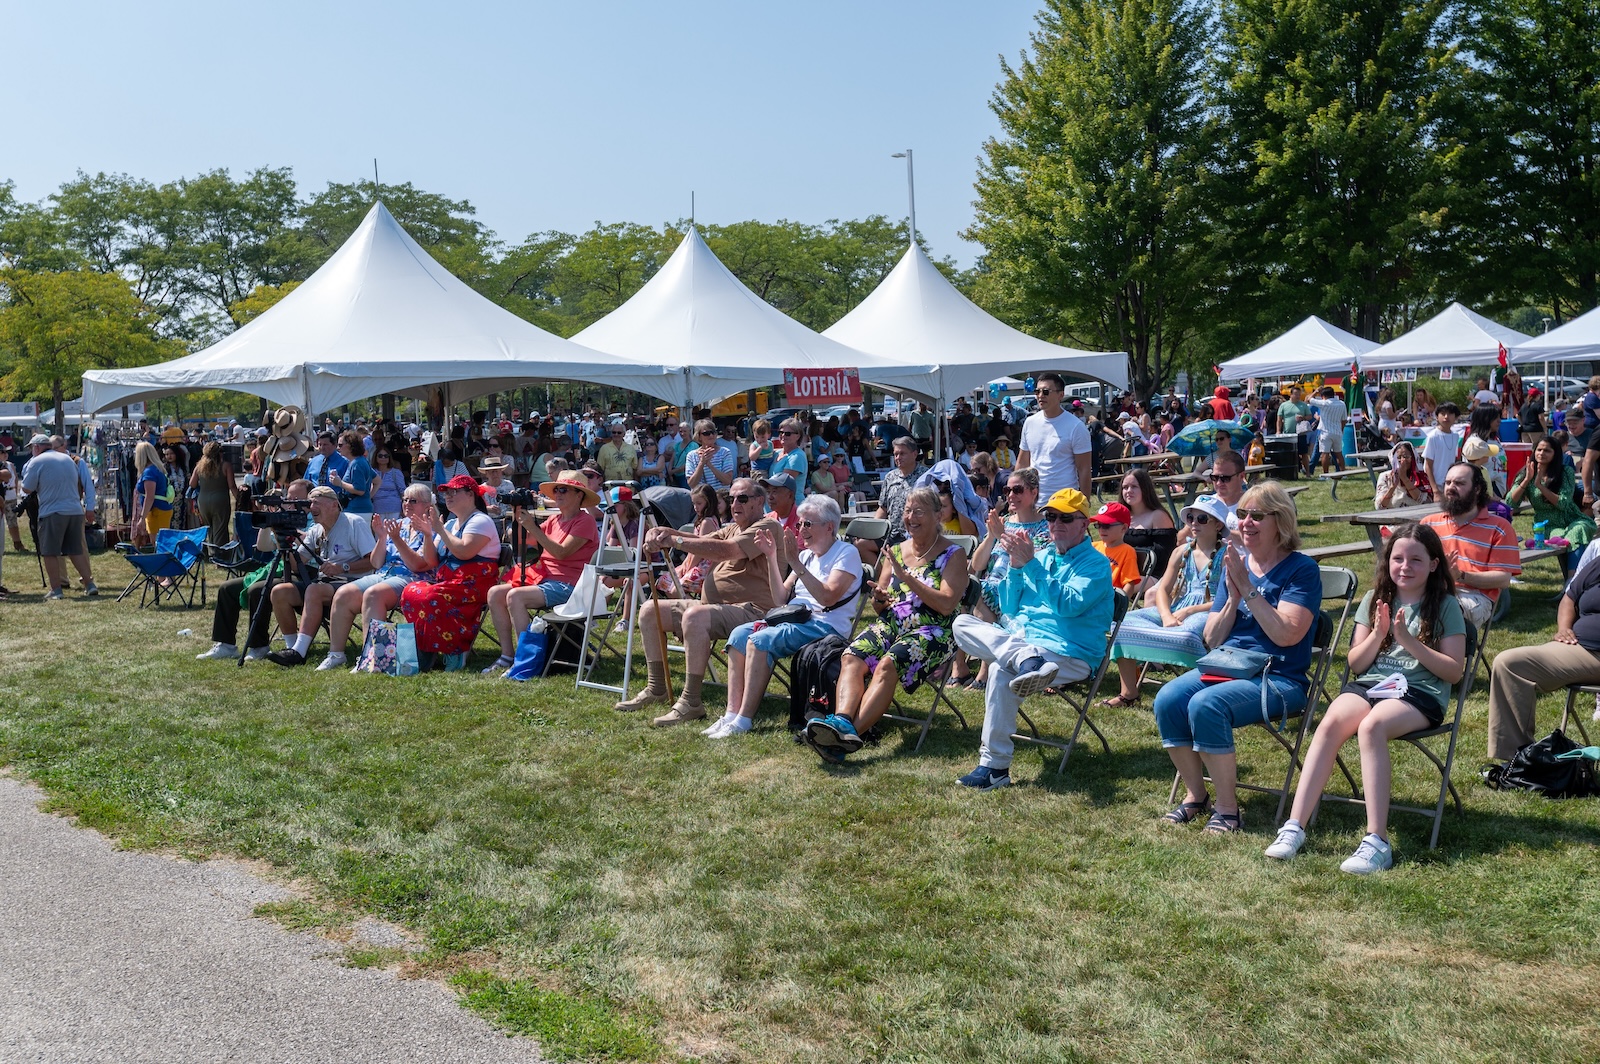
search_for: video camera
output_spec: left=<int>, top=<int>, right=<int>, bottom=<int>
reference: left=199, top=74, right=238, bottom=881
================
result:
left=497, top=486, right=542, bottom=509
left=252, top=495, right=313, bottom=533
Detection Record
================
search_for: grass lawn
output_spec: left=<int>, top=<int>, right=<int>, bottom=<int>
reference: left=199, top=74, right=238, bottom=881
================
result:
left=3, top=474, right=1599, bottom=1063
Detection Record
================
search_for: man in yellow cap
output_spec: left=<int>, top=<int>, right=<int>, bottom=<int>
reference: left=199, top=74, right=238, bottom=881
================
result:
left=950, top=487, right=1115, bottom=789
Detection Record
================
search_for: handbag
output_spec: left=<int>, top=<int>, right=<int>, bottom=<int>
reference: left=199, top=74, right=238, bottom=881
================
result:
left=505, top=619, right=550, bottom=681
left=763, top=574, right=864, bottom=628
left=355, top=618, right=421, bottom=676
left=1195, top=645, right=1286, bottom=730
left=1481, top=729, right=1598, bottom=798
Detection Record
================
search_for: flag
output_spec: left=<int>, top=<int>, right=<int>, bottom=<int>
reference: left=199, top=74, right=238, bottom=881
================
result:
left=1211, top=364, right=1221, bottom=377
left=1497, top=342, right=1509, bottom=369
left=1350, top=360, right=1360, bottom=377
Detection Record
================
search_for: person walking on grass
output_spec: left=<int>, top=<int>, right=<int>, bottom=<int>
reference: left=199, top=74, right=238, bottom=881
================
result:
left=1265, top=523, right=1466, bottom=874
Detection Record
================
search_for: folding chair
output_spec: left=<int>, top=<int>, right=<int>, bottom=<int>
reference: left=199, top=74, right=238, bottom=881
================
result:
left=1556, top=684, right=1597, bottom=748
left=1311, top=623, right=1480, bottom=849
left=540, top=563, right=619, bottom=677
left=1013, top=588, right=1130, bottom=772
left=115, top=526, right=209, bottom=608
left=1168, top=565, right=1360, bottom=825
left=878, top=570, right=984, bottom=751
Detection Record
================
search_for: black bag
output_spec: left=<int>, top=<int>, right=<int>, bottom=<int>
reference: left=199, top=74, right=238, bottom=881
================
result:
left=788, top=634, right=848, bottom=731
left=1481, top=729, right=1598, bottom=798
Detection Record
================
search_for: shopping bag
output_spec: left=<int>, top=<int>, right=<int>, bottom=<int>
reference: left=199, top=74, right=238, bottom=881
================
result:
left=505, top=619, right=549, bottom=681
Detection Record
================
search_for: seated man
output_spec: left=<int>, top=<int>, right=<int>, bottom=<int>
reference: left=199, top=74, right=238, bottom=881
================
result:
left=266, top=486, right=378, bottom=666
left=615, top=477, right=781, bottom=726
left=1422, top=461, right=1521, bottom=629
left=950, top=487, right=1114, bottom=789
left=197, top=480, right=313, bottom=661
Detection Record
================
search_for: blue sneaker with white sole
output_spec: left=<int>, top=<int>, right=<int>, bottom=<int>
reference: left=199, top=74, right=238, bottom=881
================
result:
left=956, top=764, right=1012, bottom=790
left=804, top=714, right=863, bottom=762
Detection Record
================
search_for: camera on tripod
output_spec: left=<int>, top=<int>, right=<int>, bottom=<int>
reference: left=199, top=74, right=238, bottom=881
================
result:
left=252, top=496, right=313, bottom=534
left=497, top=487, right=542, bottom=509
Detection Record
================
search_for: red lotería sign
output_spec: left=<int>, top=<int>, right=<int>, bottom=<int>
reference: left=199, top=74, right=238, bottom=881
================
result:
left=784, top=367, right=861, bottom=405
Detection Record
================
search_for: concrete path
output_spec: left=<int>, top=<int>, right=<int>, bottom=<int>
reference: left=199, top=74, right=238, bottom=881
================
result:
left=0, top=776, right=543, bottom=1063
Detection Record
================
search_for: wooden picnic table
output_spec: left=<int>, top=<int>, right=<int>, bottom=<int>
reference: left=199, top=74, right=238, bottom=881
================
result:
left=1328, top=502, right=1439, bottom=551
left=1104, top=451, right=1179, bottom=469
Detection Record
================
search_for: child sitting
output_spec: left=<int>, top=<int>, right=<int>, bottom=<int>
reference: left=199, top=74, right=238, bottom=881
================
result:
left=1090, top=502, right=1141, bottom=593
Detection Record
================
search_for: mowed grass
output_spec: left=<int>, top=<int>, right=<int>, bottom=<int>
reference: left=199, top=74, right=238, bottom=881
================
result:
left=3, top=475, right=1599, bottom=1063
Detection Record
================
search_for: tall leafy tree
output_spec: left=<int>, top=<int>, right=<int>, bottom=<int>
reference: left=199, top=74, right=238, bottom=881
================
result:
left=545, top=221, right=678, bottom=332
left=1213, top=0, right=1458, bottom=344
left=966, top=0, right=1214, bottom=399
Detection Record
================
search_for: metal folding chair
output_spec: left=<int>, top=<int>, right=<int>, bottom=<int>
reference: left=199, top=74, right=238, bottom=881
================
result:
left=1013, top=589, right=1130, bottom=772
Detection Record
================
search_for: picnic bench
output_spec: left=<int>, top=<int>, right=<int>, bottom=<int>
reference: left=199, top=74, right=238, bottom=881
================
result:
left=1323, top=501, right=1439, bottom=551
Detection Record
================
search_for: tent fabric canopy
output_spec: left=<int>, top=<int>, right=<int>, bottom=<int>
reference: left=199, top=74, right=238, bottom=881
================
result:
left=1361, top=302, right=1531, bottom=371
left=83, top=203, right=659, bottom=415
left=571, top=228, right=937, bottom=409
left=822, top=243, right=1129, bottom=394
left=1514, top=304, right=1600, bottom=361
left=1216, top=315, right=1380, bottom=380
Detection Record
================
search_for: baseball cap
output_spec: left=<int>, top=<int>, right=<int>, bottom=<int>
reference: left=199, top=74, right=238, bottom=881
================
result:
left=1041, top=488, right=1092, bottom=518
left=27, top=433, right=51, bottom=447
left=760, top=471, right=799, bottom=493
left=1461, top=437, right=1501, bottom=462
left=1090, top=502, right=1132, bottom=526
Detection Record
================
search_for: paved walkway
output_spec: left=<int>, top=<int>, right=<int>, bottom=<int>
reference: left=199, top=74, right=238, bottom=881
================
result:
left=0, top=776, right=543, bottom=1063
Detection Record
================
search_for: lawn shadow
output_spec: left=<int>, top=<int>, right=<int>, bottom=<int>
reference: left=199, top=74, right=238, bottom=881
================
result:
left=1305, top=789, right=1600, bottom=860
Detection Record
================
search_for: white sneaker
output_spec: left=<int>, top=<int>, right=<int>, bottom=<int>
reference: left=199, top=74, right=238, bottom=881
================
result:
left=706, top=718, right=748, bottom=739
left=196, top=642, right=239, bottom=661
left=1340, top=833, right=1394, bottom=875
left=316, top=652, right=348, bottom=671
left=701, top=716, right=734, bottom=736
left=244, top=646, right=270, bottom=661
left=1264, top=820, right=1306, bottom=860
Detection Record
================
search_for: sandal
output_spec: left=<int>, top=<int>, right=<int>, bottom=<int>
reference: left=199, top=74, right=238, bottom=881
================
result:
left=945, top=675, right=972, bottom=688
left=1161, top=797, right=1211, bottom=824
left=1097, top=694, right=1142, bottom=709
left=1203, top=810, right=1244, bottom=834
left=964, top=677, right=987, bottom=692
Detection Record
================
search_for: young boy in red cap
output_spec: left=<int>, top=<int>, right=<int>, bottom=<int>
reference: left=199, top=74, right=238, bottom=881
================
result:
left=1090, top=502, right=1141, bottom=593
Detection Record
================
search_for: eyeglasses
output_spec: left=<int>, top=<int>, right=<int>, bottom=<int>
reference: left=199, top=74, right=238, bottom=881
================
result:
left=780, top=430, right=800, bottom=437
left=551, top=486, right=573, bottom=495
left=1185, top=513, right=1212, bottom=525
left=698, top=430, right=715, bottom=437
left=1237, top=508, right=1274, bottom=521
left=1044, top=511, right=1085, bottom=524
left=728, top=492, right=764, bottom=504
left=798, top=519, right=822, bottom=529
left=1208, top=471, right=1239, bottom=483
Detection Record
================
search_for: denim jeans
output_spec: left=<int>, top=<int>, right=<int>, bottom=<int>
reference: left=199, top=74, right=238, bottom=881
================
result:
left=1152, top=668, right=1308, bottom=755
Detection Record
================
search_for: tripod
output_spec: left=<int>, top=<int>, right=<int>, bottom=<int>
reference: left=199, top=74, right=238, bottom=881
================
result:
left=236, top=533, right=304, bottom=668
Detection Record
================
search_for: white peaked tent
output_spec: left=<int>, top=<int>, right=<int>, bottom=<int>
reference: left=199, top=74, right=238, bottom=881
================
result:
left=1216, top=316, right=1379, bottom=380
left=83, top=203, right=659, bottom=415
left=1362, top=302, right=1531, bottom=371
left=1515, top=304, right=1600, bottom=361
left=822, top=243, right=1130, bottom=396
left=571, top=228, right=936, bottom=410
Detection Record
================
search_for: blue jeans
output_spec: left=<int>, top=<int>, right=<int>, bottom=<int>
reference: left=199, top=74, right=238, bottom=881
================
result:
left=727, top=617, right=837, bottom=665
left=1153, top=669, right=1308, bottom=755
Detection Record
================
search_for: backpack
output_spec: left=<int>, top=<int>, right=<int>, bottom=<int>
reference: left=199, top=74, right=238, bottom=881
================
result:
left=1481, top=729, right=1598, bottom=798
left=788, top=634, right=848, bottom=731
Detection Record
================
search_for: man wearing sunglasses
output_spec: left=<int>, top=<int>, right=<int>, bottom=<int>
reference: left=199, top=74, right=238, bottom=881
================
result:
left=617, top=478, right=782, bottom=726
left=1017, top=371, right=1092, bottom=498
left=596, top=425, right=640, bottom=484
left=1176, top=450, right=1247, bottom=547
left=951, top=487, right=1114, bottom=789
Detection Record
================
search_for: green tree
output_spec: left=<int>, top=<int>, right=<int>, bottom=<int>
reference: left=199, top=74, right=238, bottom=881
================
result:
left=0, top=268, right=176, bottom=433
left=229, top=281, right=302, bottom=327
left=966, top=0, right=1213, bottom=400
left=479, top=230, right=574, bottom=332
left=545, top=222, right=678, bottom=333
left=1212, top=0, right=1459, bottom=344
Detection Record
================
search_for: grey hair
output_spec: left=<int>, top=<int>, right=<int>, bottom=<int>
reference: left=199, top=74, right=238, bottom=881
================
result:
left=402, top=482, right=435, bottom=504
left=796, top=493, right=841, bottom=532
left=904, top=485, right=941, bottom=517
left=694, top=418, right=716, bottom=437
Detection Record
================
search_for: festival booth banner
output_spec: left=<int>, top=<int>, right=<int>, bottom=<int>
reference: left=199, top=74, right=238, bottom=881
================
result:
left=784, top=367, right=861, bottom=406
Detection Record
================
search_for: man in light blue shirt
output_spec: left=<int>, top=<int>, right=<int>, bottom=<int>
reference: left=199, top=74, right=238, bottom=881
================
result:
left=950, top=486, right=1113, bottom=789
left=303, top=432, right=348, bottom=487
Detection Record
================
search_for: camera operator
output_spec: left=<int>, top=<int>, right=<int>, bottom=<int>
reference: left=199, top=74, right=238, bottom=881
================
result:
left=197, top=480, right=313, bottom=661
left=268, top=486, right=378, bottom=667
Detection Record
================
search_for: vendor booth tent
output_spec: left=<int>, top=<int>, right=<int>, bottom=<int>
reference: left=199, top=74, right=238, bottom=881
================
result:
left=1361, top=302, right=1531, bottom=371
left=1216, top=315, right=1379, bottom=380
left=1514, top=304, right=1600, bottom=361
left=822, top=242, right=1130, bottom=396
left=82, top=203, right=661, bottom=415
left=571, top=228, right=937, bottom=410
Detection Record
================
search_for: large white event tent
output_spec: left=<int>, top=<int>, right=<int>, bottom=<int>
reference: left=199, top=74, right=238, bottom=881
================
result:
left=1216, top=315, right=1379, bottom=380
left=1515, top=304, right=1600, bottom=361
left=821, top=242, right=1130, bottom=397
left=1361, top=302, right=1531, bottom=371
left=571, top=228, right=936, bottom=410
left=83, top=203, right=662, bottom=415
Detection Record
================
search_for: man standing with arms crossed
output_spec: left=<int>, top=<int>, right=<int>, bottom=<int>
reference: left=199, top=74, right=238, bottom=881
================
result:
left=1016, top=371, right=1092, bottom=496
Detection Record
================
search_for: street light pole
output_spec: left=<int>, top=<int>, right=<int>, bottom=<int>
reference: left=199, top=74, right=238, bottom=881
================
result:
left=890, top=150, right=916, bottom=247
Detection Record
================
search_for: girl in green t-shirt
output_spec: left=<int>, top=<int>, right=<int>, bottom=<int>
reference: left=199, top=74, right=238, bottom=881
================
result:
left=1264, top=522, right=1468, bottom=874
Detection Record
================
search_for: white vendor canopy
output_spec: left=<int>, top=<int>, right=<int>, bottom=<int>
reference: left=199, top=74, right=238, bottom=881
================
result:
left=1216, top=315, right=1379, bottom=380
left=1361, top=302, right=1531, bottom=371
left=1515, top=304, right=1600, bottom=361
left=822, top=242, right=1129, bottom=395
left=83, top=202, right=659, bottom=416
left=572, top=228, right=936, bottom=410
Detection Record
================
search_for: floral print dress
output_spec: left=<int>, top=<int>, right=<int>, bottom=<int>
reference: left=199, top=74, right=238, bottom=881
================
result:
left=847, top=541, right=960, bottom=691
left=399, top=516, right=500, bottom=653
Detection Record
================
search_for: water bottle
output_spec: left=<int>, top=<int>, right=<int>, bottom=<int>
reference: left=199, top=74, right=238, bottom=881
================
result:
left=176, top=628, right=192, bottom=637
left=1533, top=521, right=1547, bottom=549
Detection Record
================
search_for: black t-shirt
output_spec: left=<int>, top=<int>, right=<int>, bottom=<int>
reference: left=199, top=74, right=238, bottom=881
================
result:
left=1566, top=557, right=1600, bottom=651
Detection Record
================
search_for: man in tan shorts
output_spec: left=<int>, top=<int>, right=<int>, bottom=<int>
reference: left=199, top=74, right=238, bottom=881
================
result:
left=616, top=476, right=780, bottom=726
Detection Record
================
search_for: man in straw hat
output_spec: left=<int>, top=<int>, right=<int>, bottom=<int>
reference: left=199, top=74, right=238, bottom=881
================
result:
left=948, top=487, right=1114, bottom=790
left=616, top=476, right=782, bottom=726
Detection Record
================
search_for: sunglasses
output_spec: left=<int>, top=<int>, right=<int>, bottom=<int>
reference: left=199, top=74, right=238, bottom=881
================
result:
left=781, top=430, right=800, bottom=437
left=551, top=486, right=573, bottom=495
left=1237, top=508, right=1273, bottom=521
left=1007, top=485, right=1029, bottom=495
left=699, top=430, right=716, bottom=437
left=798, top=519, right=822, bottom=529
left=1035, top=389, right=1057, bottom=397
left=1208, top=471, right=1239, bottom=483
left=1185, top=513, right=1212, bottom=525
left=1044, top=511, right=1085, bottom=524
left=728, top=492, right=764, bottom=504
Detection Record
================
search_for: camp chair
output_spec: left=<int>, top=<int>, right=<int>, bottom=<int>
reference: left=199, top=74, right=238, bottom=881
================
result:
left=1311, top=622, right=1480, bottom=850
left=114, top=526, right=209, bottom=608
left=1013, top=588, right=1130, bottom=773
left=1556, top=683, right=1597, bottom=749
left=1168, top=565, right=1360, bottom=825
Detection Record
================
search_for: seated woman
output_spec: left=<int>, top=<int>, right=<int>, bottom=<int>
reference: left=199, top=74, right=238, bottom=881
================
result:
left=949, top=466, right=1048, bottom=689
left=1101, top=494, right=1227, bottom=708
left=399, top=474, right=501, bottom=670
left=705, top=494, right=864, bottom=738
left=803, top=487, right=969, bottom=762
left=1153, top=482, right=1321, bottom=833
left=332, top=484, right=439, bottom=670
left=1508, top=435, right=1594, bottom=551
left=481, top=471, right=601, bottom=675
left=1265, top=523, right=1465, bottom=873
left=1119, top=468, right=1177, bottom=600
left=1374, top=440, right=1431, bottom=509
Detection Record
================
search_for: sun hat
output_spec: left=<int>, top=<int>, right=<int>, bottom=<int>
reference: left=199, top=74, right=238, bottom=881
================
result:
left=539, top=469, right=599, bottom=507
left=478, top=455, right=511, bottom=472
left=1461, top=437, right=1501, bottom=462
left=1179, top=494, right=1230, bottom=527
left=1089, top=502, right=1132, bottom=526
left=1041, top=487, right=1093, bottom=518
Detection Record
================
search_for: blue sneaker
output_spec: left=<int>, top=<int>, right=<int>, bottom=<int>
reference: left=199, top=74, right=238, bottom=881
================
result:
left=804, top=714, right=863, bottom=762
left=956, top=765, right=1012, bottom=790
left=1009, top=656, right=1059, bottom=697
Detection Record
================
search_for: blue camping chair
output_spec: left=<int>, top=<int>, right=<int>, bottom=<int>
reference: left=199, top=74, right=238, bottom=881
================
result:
left=115, top=526, right=210, bottom=608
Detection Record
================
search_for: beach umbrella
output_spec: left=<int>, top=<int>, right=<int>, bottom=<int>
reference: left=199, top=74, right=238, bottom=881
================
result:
left=1169, top=419, right=1254, bottom=458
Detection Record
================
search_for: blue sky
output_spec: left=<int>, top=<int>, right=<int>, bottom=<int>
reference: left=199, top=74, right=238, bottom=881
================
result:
left=7, top=0, right=1045, bottom=266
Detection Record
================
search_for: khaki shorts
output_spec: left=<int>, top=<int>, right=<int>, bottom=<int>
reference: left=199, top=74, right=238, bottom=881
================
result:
left=650, top=599, right=764, bottom=640
left=38, top=513, right=85, bottom=558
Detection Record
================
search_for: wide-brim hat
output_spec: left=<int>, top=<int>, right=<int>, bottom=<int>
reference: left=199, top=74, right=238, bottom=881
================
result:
left=478, top=455, right=511, bottom=472
left=272, top=406, right=308, bottom=437
left=540, top=469, right=600, bottom=508
left=265, top=432, right=312, bottom=463
left=1180, top=493, right=1230, bottom=528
